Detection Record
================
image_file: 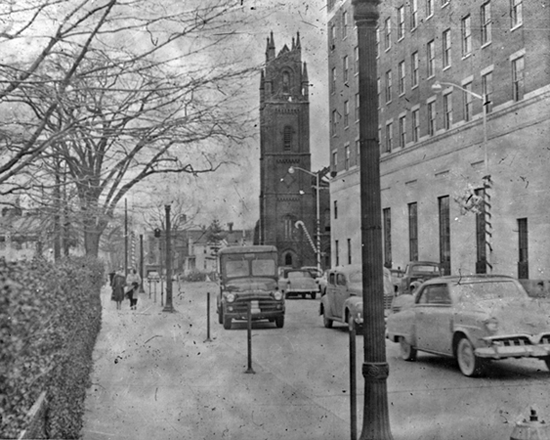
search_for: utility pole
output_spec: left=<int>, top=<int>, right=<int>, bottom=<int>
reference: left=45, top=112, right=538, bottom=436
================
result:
left=163, top=204, right=174, bottom=312
left=124, top=198, right=128, bottom=277
left=353, top=1, right=394, bottom=439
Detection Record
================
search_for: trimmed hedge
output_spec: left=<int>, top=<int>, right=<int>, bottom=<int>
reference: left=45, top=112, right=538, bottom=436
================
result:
left=0, top=256, right=104, bottom=439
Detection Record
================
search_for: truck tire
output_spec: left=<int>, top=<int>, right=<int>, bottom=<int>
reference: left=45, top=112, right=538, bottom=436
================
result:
left=275, top=315, right=285, bottom=328
left=223, top=315, right=232, bottom=330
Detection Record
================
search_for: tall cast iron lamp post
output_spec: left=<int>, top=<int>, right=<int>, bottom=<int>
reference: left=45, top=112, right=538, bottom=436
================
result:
left=352, top=1, right=394, bottom=439
left=163, top=204, right=175, bottom=312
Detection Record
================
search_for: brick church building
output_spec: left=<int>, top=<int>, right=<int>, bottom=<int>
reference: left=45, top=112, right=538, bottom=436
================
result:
left=256, top=32, right=330, bottom=269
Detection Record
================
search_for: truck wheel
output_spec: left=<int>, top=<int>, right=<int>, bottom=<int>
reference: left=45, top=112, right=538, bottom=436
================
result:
left=311, top=291, right=317, bottom=300
left=275, top=316, right=284, bottom=328
left=218, top=306, right=223, bottom=324
left=223, top=316, right=232, bottom=330
left=543, top=356, right=550, bottom=371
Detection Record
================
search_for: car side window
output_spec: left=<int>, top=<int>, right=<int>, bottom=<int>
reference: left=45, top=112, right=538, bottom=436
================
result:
left=329, top=272, right=336, bottom=286
left=418, top=284, right=451, bottom=305
left=336, top=273, right=347, bottom=286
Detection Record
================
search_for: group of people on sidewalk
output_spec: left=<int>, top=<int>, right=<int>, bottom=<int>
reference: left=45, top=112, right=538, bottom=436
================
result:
left=109, top=268, right=142, bottom=310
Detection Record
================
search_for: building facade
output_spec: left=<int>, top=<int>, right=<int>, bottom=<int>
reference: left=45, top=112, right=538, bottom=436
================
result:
left=258, top=32, right=331, bottom=269
left=328, top=0, right=550, bottom=278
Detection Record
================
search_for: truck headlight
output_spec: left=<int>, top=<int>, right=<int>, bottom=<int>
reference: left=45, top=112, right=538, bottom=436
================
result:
left=273, top=291, right=283, bottom=301
left=226, top=293, right=236, bottom=303
left=484, top=318, right=498, bottom=333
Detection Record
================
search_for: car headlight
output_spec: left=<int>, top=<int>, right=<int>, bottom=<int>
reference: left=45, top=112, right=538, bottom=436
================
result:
left=484, top=318, right=498, bottom=333
left=273, top=291, right=283, bottom=301
left=225, top=293, right=236, bottom=303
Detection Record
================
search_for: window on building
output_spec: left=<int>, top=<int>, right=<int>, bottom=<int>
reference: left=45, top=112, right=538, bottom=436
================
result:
left=461, top=15, right=472, bottom=57
left=511, top=0, right=523, bottom=28
left=334, top=200, right=338, bottom=219
left=331, top=109, right=338, bottom=134
left=383, top=208, right=392, bottom=268
left=426, top=0, right=434, bottom=17
left=428, top=100, right=436, bottom=136
left=335, top=240, right=339, bottom=266
left=284, top=215, right=296, bottom=240
left=398, top=60, right=406, bottom=95
left=385, top=122, right=393, bottom=152
left=438, top=195, right=451, bottom=275
left=355, top=139, right=360, bottom=164
left=442, top=29, right=451, bottom=68
left=481, top=2, right=492, bottom=45
left=331, top=67, right=336, bottom=93
left=475, top=188, right=487, bottom=274
left=411, top=0, right=418, bottom=29
left=332, top=150, right=338, bottom=170
left=330, top=24, right=336, bottom=49
left=345, top=144, right=350, bottom=170
left=282, top=72, right=290, bottom=94
left=354, top=46, right=359, bottom=73
left=398, top=115, right=406, bottom=148
left=283, top=125, right=292, bottom=150
left=343, top=10, right=349, bottom=38
left=463, top=82, right=473, bottom=121
left=397, top=6, right=405, bottom=40
left=385, top=70, right=392, bottom=103
left=412, top=108, right=420, bottom=142
left=512, top=56, right=524, bottom=101
left=481, top=71, right=493, bottom=113
left=384, top=17, right=391, bottom=50
left=344, top=100, right=350, bottom=127
left=427, top=40, right=435, bottom=77
left=443, top=92, right=452, bottom=129
left=408, top=202, right=418, bottom=262
left=411, top=51, right=419, bottom=88
left=518, top=218, right=528, bottom=279
left=343, top=55, right=349, bottom=83
left=377, top=77, right=381, bottom=108
left=347, top=238, right=352, bottom=264
left=376, top=27, right=380, bottom=57
left=355, top=93, right=360, bottom=121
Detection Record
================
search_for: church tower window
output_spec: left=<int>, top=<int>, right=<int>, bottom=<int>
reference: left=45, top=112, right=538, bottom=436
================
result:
left=283, top=126, right=292, bottom=150
left=282, top=72, right=291, bottom=94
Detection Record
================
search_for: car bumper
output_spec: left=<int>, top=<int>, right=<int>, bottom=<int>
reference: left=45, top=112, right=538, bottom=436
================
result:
left=475, top=344, right=550, bottom=359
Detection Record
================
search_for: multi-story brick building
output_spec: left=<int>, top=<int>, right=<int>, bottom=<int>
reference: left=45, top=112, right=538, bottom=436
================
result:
left=328, top=0, right=550, bottom=278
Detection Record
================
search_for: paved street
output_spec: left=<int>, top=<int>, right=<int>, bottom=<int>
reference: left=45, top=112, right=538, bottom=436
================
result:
left=82, top=281, right=550, bottom=440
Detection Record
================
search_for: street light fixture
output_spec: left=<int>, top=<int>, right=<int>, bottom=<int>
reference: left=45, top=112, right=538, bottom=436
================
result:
left=288, top=166, right=322, bottom=273
left=432, top=80, right=492, bottom=273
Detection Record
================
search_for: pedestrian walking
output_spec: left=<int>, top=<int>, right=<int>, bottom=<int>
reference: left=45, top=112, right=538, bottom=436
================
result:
left=126, top=268, right=142, bottom=310
left=111, top=269, right=126, bottom=310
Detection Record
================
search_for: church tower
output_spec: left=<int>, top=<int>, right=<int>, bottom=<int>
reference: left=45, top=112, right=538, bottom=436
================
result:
left=258, top=32, right=316, bottom=268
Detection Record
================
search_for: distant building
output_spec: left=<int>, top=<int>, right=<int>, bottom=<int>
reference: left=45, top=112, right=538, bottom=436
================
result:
left=0, top=207, right=42, bottom=261
left=328, top=0, right=550, bottom=277
left=257, top=32, right=331, bottom=269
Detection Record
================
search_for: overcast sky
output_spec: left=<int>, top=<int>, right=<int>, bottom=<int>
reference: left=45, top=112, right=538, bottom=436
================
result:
left=136, top=1, right=330, bottom=231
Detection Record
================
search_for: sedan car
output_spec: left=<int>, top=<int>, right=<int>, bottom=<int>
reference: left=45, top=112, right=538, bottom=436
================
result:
left=386, top=275, right=550, bottom=377
left=398, top=261, right=442, bottom=295
left=278, top=268, right=318, bottom=299
left=320, top=265, right=394, bottom=329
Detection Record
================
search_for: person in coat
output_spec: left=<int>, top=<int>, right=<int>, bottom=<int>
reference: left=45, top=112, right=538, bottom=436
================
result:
left=111, top=269, right=126, bottom=310
left=126, top=268, right=142, bottom=310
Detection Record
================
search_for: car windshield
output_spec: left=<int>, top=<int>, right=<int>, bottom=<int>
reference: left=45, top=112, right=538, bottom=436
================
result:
left=454, top=280, right=526, bottom=302
left=411, top=265, right=440, bottom=275
left=288, top=271, right=312, bottom=279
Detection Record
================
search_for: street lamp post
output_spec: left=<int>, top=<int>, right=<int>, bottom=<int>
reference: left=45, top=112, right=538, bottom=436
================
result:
left=432, top=81, right=492, bottom=272
left=163, top=203, right=175, bottom=312
left=288, top=166, right=321, bottom=273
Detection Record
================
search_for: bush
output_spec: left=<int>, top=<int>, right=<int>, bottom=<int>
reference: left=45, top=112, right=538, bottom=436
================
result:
left=0, top=256, right=104, bottom=439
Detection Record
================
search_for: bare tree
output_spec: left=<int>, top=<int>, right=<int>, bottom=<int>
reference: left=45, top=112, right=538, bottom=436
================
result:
left=1, top=0, right=266, bottom=256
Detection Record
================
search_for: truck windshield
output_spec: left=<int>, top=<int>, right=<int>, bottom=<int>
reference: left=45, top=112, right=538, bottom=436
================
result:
left=252, top=259, right=276, bottom=276
left=224, top=257, right=276, bottom=278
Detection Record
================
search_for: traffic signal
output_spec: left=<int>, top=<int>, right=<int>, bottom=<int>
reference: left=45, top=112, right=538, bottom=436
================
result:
left=154, top=228, right=161, bottom=238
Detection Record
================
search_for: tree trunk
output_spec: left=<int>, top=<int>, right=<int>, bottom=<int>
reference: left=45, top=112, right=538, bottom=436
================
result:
left=84, top=227, right=101, bottom=258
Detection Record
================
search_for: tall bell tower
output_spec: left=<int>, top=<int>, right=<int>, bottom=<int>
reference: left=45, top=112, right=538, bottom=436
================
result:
left=258, top=32, right=316, bottom=268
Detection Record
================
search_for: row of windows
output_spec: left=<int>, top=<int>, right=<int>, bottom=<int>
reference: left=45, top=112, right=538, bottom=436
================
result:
left=380, top=56, right=524, bottom=153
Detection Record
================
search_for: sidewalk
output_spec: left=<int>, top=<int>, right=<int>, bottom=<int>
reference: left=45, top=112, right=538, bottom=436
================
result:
left=81, top=282, right=348, bottom=440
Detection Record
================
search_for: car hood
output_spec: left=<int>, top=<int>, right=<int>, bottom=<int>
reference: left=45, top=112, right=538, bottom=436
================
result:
left=224, top=278, right=277, bottom=292
left=461, top=298, right=550, bottom=335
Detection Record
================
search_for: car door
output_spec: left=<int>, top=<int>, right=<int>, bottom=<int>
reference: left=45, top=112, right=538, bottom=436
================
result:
left=326, top=271, right=338, bottom=316
left=414, top=283, right=454, bottom=354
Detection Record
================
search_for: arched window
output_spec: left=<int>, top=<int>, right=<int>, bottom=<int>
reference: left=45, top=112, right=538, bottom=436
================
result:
left=282, top=72, right=290, bottom=94
left=285, top=253, right=293, bottom=266
left=283, top=126, right=292, bottom=151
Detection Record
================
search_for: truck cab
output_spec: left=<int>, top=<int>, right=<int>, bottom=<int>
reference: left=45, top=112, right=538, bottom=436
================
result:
left=217, top=245, right=284, bottom=330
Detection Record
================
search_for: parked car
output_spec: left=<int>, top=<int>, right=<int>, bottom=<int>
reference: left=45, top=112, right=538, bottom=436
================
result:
left=216, top=245, right=285, bottom=330
left=386, top=274, right=550, bottom=377
left=320, top=265, right=394, bottom=329
left=389, top=268, right=405, bottom=293
left=301, top=266, right=323, bottom=280
left=398, top=261, right=442, bottom=295
left=278, top=268, right=318, bottom=299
